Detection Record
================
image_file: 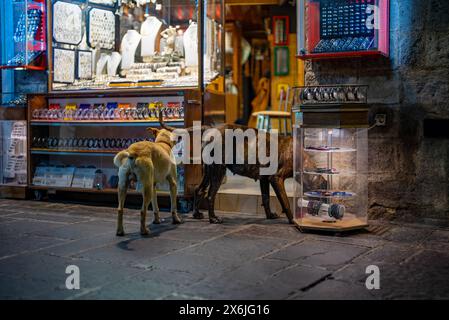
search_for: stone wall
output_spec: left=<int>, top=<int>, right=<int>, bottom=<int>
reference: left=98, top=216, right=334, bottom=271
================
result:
left=304, top=0, right=449, bottom=222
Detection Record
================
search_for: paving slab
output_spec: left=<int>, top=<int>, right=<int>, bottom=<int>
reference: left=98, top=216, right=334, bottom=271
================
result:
left=265, top=239, right=369, bottom=271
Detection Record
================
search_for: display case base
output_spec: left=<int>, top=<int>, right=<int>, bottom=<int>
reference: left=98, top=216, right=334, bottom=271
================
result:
left=294, top=217, right=368, bottom=232
left=0, top=186, right=27, bottom=199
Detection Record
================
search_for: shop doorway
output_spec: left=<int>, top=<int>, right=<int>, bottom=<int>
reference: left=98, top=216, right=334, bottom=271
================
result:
left=218, top=1, right=302, bottom=210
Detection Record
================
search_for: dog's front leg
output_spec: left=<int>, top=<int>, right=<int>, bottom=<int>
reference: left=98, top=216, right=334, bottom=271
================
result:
left=260, top=176, right=280, bottom=220
left=206, top=166, right=226, bottom=224
left=193, top=166, right=210, bottom=220
left=168, top=175, right=183, bottom=224
left=116, top=168, right=129, bottom=236
left=269, top=176, right=294, bottom=224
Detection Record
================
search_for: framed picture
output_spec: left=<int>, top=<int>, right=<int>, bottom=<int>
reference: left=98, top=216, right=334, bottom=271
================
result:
left=77, top=50, right=93, bottom=80
left=53, top=48, right=75, bottom=84
left=274, top=47, right=289, bottom=76
left=273, top=16, right=289, bottom=46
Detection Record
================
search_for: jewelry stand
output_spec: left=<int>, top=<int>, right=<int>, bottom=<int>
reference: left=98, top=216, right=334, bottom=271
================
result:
left=96, top=53, right=110, bottom=77
left=183, top=21, right=198, bottom=67
left=140, top=16, right=162, bottom=58
left=108, top=52, right=122, bottom=77
left=121, top=29, right=142, bottom=70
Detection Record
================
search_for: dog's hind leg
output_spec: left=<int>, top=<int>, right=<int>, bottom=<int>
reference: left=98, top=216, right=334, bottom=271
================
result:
left=116, top=167, right=129, bottom=236
left=167, top=173, right=183, bottom=224
left=269, top=176, right=294, bottom=224
left=140, top=182, right=152, bottom=235
left=151, top=183, right=161, bottom=224
left=137, top=159, right=153, bottom=236
left=260, top=176, right=280, bottom=220
left=193, top=166, right=210, bottom=220
left=206, top=165, right=226, bottom=224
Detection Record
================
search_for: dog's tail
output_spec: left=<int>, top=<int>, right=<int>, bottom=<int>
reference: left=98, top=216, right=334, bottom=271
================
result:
left=114, top=150, right=131, bottom=168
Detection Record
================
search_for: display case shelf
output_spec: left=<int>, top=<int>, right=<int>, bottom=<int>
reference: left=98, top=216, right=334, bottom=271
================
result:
left=304, top=147, right=357, bottom=153
left=31, top=149, right=117, bottom=156
left=304, top=191, right=357, bottom=199
left=29, top=185, right=177, bottom=196
left=30, top=120, right=184, bottom=127
left=303, top=169, right=357, bottom=176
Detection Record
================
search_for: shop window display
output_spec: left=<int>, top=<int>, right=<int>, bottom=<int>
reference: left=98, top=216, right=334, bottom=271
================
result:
left=297, top=0, right=389, bottom=59
left=0, top=0, right=47, bottom=70
left=26, top=0, right=224, bottom=200
left=28, top=94, right=186, bottom=194
left=49, top=0, right=223, bottom=91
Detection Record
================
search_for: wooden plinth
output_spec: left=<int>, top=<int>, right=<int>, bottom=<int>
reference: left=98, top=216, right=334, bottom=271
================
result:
left=294, top=216, right=368, bottom=232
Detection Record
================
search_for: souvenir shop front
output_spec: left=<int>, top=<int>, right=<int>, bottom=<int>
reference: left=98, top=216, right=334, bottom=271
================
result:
left=0, top=0, right=225, bottom=209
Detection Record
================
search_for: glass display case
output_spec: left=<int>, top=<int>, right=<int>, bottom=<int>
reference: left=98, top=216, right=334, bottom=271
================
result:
left=0, top=0, right=47, bottom=70
left=0, top=121, right=28, bottom=187
left=0, top=93, right=28, bottom=199
left=27, top=91, right=193, bottom=198
left=297, top=0, right=389, bottom=59
left=292, top=85, right=369, bottom=232
left=48, top=0, right=224, bottom=91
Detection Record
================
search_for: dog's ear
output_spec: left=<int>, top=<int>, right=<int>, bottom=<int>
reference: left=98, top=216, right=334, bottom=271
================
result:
left=146, top=127, right=160, bottom=138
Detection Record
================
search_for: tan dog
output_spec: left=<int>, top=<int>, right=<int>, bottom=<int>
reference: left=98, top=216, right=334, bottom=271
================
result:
left=113, top=127, right=182, bottom=236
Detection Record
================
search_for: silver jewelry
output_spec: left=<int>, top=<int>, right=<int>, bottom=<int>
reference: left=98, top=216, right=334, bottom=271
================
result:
left=88, top=8, right=116, bottom=50
left=53, top=1, right=83, bottom=45
left=53, top=48, right=75, bottom=83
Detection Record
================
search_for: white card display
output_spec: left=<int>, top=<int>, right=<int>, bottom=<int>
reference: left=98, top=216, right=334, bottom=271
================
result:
left=53, top=48, right=75, bottom=83
left=32, top=166, right=49, bottom=186
left=46, top=167, right=76, bottom=187
left=77, top=50, right=93, bottom=79
left=32, top=166, right=75, bottom=187
left=53, top=1, right=83, bottom=45
left=71, top=168, right=97, bottom=189
left=89, top=0, right=118, bottom=6
left=88, top=8, right=116, bottom=50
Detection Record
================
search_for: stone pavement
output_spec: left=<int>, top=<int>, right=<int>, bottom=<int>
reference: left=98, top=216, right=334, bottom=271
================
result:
left=0, top=199, right=448, bottom=300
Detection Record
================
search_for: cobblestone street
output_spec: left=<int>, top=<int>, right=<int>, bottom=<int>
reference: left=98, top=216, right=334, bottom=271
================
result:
left=0, top=199, right=448, bottom=300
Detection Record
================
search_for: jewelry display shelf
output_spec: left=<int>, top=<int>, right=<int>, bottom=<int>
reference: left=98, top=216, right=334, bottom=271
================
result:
left=292, top=85, right=369, bottom=233
left=303, top=170, right=357, bottom=176
left=30, top=149, right=117, bottom=156
left=27, top=91, right=196, bottom=205
left=30, top=120, right=185, bottom=127
left=304, top=147, right=357, bottom=153
left=297, top=0, right=389, bottom=60
left=28, top=185, right=175, bottom=196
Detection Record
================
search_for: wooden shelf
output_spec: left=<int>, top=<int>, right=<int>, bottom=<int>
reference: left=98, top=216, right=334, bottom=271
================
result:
left=298, top=50, right=388, bottom=61
left=30, top=119, right=184, bottom=127
left=30, top=148, right=117, bottom=156
left=29, top=185, right=180, bottom=197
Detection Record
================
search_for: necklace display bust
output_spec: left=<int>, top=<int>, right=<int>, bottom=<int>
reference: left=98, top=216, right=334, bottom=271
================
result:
left=121, top=29, right=142, bottom=70
left=140, top=16, right=162, bottom=57
left=96, top=53, right=110, bottom=77
left=108, top=52, right=122, bottom=77
left=184, top=21, right=198, bottom=67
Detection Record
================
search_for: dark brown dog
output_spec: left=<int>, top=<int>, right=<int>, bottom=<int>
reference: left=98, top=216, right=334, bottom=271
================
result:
left=159, top=118, right=325, bottom=224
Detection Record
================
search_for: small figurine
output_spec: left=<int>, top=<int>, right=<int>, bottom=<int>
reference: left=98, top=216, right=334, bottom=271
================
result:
left=160, top=26, right=178, bottom=56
